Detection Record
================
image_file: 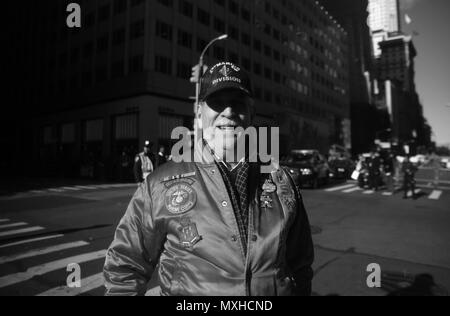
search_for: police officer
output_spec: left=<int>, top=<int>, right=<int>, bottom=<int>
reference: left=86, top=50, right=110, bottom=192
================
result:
left=133, top=141, right=155, bottom=184
left=368, top=151, right=382, bottom=191
left=104, top=61, right=314, bottom=296
left=402, top=155, right=418, bottom=199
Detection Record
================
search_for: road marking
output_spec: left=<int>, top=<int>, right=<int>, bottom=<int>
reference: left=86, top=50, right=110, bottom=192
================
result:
left=37, top=272, right=104, bottom=296
left=0, top=241, right=89, bottom=264
left=48, top=189, right=64, bottom=193
left=428, top=190, right=442, bottom=200
left=0, top=234, right=64, bottom=249
left=0, top=219, right=11, bottom=223
left=407, top=189, right=422, bottom=197
left=383, top=192, right=394, bottom=196
left=343, top=186, right=362, bottom=193
left=30, top=190, right=46, bottom=194
left=0, top=226, right=44, bottom=238
left=325, top=184, right=355, bottom=192
left=60, top=187, right=81, bottom=191
left=363, top=190, right=375, bottom=194
left=0, top=249, right=106, bottom=288
left=0, top=222, right=29, bottom=230
left=74, top=186, right=96, bottom=190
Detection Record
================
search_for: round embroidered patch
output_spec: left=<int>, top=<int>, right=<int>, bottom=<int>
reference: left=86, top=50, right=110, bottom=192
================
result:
left=164, top=182, right=197, bottom=214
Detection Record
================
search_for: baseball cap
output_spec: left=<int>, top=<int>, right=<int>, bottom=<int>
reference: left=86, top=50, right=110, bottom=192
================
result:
left=199, top=62, right=252, bottom=101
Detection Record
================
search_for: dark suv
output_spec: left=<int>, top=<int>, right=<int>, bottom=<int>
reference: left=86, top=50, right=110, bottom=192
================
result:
left=282, top=150, right=330, bottom=189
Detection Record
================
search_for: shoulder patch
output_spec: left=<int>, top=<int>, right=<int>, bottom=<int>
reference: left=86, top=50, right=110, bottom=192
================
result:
left=164, top=181, right=197, bottom=215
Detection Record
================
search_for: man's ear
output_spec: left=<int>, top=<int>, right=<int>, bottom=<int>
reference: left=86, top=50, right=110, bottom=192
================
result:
left=197, top=102, right=203, bottom=129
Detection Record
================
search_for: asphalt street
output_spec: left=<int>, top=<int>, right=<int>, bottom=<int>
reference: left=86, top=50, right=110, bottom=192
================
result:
left=0, top=176, right=449, bottom=296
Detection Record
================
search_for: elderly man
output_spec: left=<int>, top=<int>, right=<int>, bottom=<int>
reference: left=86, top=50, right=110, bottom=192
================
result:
left=104, top=61, right=314, bottom=296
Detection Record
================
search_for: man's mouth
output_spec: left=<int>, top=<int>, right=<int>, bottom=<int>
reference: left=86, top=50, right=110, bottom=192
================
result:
left=216, top=124, right=240, bottom=131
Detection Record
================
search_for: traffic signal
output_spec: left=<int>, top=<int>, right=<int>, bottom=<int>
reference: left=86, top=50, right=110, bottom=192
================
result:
left=190, top=64, right=208, bottom=83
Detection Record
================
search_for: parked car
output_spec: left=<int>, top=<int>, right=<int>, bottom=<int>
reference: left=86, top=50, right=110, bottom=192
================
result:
left=441, top=157, right=450, bottom=169
left=328, top=157, right=355, bottom=179
left=281, top=150, right=330, bottom=189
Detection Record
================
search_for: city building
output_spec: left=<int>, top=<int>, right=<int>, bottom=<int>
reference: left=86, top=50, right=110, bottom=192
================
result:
left=368, top=0, right=401, bottom=57
left=320, top=0, right=386, bottom=155
left=10, top=0, right=350, bottom=179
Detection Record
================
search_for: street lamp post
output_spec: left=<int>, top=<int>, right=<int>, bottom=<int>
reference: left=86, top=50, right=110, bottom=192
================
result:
left=192, top=34, right=228, bottom=137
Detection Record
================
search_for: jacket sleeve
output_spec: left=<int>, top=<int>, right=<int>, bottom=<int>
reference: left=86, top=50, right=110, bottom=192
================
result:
left=103, top=181, right=165, bottom=296
left=134, top=156, right=143, bottom=183
left=284, top=170, right=314, bottom=296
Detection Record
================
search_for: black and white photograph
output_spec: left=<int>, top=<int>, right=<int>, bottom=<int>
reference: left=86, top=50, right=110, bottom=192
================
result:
left=1, top=0, right=450, bottom=299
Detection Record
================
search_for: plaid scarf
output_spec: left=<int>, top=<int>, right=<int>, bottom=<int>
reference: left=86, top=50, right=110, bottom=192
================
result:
left=203, top=140, right=250, bottom=253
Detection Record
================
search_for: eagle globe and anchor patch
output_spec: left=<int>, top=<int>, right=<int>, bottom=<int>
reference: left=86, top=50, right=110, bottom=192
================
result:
left=164, top=180, right=197, bottom=215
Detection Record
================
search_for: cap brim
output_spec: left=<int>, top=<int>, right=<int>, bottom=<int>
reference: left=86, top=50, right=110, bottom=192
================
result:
left=202, top=82, right=252, bottom=101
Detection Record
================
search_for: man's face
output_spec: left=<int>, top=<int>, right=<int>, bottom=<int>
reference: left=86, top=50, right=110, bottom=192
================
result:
left=199, top=89, right=253, bottom=159
left=144, top=147, right=150, bottom=154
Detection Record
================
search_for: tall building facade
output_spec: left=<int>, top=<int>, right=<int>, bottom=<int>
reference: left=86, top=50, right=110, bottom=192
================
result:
left=368, top=0, right=401, bottom=57
left=320, top=0, right=385, bottom=154
left=10, top=0, right=350, bottom=179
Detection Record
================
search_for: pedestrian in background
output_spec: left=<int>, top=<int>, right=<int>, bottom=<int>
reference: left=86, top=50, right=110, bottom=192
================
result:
left=133, top=141, right=155, bottom=184
left=402, top=156, right=418, bottom=199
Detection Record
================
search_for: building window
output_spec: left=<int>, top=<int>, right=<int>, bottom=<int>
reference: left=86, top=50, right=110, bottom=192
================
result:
left=83, top=41, right=94, bottom=58
left=177, top=61, right=191, bottom=79
left=111, top=60, right=125, bottom=79
left=253, top=39, right=261, bottom=52
left=241, top=8, right=250, bottom=21
left=264, top=90, right=272, bottom=102
left=264, top=45, right=271, bottom=57
left=131, top=0, right=145, bottom=7
left=130, top=20, right=145, bottom=40
left=229, top=0, right=238, bottom=14
left=98, top=4, right=110, bottom=22
left=253, top=62, right=262, bottom=75
left=130, top=55, right=144, bottom=73
left=197, top=37, right=207, bottom=53
left=97, top=34, right=109, bottom=52
left=113, top=0, right=127, bottom=15
left=214, top=17, right=225, bottom=33
left=95, top=65, right=108, bottom=82
left=214, top=0, right=225, bottom=6
left=157, top=0, right=173, bottom=7
left=264, top=67, right=272, bottom=80
left=241, top=57, right=251, bottom=71
left=197, top=8, right=210, bottom=26
left=177, top=29, right=192, bottom=48
left=155, top=56, right=172, bottom=75
left=155, top=21, right=173, bottom=40
left=241, top=32, right=250, bottom=46
left=112, top=28, right=125, bottom=46
left=178, top=0, right=193, bottom=17
left=229, top=26, right=239, bottom=40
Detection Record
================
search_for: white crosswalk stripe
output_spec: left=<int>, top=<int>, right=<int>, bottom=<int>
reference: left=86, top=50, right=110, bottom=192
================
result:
left=59, top=187, right=81, bottom=191
left=0, top=234, right=64, bottom=249
left=48, top=189, right=64, bottom=193
left=37, top=273, right=104, bottom=296
left=0, top=222, right=28, bottom=230
left=363, top=190, right=375, bottom=194
left=429, top=190, right=442, bottom=200
left=74, top=186, right=96, bottom=190
left=0, top=249, right=106, bottom=288
left=0, top=226, right=45, bottom=238
left=325, top=184, right=355, bottom=192
left=0, top=241, right=89, bottom=264
left=0, top=219, right=10, bottom=223
left=343, top=186, right=362, bottom=193
left=407, top=189, right=421, bottom=197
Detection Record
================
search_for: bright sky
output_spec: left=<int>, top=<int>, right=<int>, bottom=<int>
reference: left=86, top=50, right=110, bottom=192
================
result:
left=400, top=0, right=450, bottom=145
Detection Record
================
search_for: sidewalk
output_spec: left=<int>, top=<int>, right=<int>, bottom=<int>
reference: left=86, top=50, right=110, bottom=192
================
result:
left=0, top=176, right=133, bottom=197
left=312, top=246, right=450, bottom=296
